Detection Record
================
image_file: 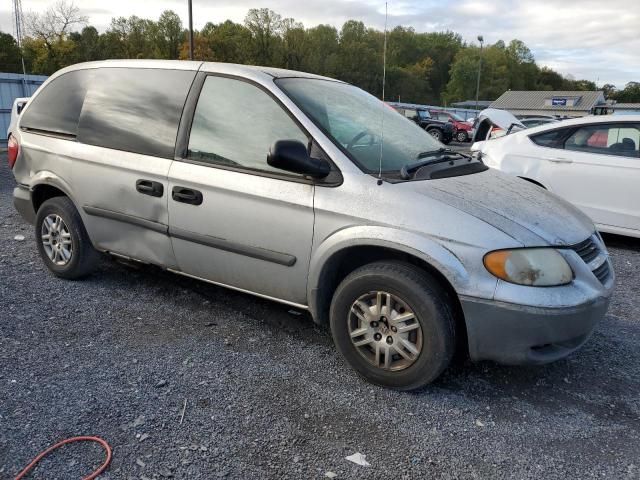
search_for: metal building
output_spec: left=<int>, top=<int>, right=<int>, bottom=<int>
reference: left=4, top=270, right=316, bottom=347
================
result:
left=489, top=90, right=610, bottom=118
left=1, top=72, right=48, bottom=148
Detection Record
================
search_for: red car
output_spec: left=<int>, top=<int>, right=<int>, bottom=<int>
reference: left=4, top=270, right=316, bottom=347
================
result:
left=429, top=110, right=473, bottom=142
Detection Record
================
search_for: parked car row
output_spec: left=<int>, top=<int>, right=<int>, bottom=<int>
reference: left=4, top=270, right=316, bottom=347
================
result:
left=8, top=60, right=613, bottom=390
left=388, top=104, right=455, bottom=144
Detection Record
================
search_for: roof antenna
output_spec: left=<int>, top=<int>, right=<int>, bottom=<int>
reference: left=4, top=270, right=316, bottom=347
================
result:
left=377, top=1, right=388, bottom=186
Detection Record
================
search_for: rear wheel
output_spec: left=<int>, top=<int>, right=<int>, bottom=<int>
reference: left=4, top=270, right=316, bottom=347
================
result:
left=330, top=261, right=456, bottom=390
left=35, top=197, right=101, bottom=279
left=427, top=128, right=443, bottom=142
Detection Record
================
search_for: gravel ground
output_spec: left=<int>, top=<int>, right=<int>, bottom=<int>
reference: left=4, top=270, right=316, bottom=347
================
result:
left=0, top=157, right=639, bottom=479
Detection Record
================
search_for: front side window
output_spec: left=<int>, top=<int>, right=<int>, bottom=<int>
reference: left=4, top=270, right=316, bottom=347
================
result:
left=276, top=78, right=442, bottom=173
left=187, top=76, right=308, bottom=174
left=564, top=124, right=640, bottom=158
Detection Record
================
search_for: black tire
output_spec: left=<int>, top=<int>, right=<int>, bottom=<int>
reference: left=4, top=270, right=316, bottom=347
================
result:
left=330, top=261, right=456, bottom=390
left=35, top=196, right=101, bottom=279
left=456, top=130, right=468, bottom=142
left=427, top=128, right=443, bottom=142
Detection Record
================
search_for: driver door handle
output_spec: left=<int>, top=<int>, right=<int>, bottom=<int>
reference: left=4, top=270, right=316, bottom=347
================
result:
left=543, top=156, right=573, bottom=164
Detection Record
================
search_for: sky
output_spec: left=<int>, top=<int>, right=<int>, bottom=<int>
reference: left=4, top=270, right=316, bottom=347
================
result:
left=2, top=0, right=639, bottom=88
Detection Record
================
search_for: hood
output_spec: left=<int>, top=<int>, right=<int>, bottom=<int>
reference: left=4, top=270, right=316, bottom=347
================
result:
left=472, top=108, right=525, bottom=142
left=407, top=168, right=594, bottom=246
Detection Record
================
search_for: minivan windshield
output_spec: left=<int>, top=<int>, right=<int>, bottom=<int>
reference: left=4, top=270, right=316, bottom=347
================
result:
left=276, top=78, right=443, bottom=175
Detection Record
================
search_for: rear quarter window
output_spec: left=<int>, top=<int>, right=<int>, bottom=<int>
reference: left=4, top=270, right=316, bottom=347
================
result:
left=77, top=68, right=196, bottom=159
left=20, top=70, right=93, bottom=136
left=529, top=128, right=569, bottom=147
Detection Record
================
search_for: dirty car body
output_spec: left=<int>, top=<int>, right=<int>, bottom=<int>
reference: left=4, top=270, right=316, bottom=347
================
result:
left=9, top=61, right=614, bottom=389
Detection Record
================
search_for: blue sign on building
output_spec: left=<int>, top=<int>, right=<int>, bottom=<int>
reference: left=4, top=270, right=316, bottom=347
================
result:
left=552, top=98, right=568, bottom=106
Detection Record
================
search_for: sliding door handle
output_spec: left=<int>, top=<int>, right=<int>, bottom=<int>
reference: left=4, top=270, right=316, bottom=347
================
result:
left=172, top=187, right=203, bottom=205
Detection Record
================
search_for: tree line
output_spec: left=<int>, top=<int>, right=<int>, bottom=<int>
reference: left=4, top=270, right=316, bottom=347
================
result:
left=1, top=1, right=638, bottom=105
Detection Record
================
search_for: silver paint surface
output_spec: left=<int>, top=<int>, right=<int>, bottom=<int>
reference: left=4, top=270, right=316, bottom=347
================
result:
left=12, top=60, right=613, bottom=323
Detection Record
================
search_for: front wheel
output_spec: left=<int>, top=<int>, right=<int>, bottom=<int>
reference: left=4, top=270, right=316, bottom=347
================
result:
left=35, top=196, right=101, bottom=279
left=330, top=261, right=456, bottom=390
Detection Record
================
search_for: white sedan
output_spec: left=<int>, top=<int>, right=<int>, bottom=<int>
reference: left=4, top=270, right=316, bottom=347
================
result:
left=472, top=114, right=640, bottom=238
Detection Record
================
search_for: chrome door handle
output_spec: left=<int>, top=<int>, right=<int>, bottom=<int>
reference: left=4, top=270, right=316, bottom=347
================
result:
left=544, top=157, right=573, bottom=164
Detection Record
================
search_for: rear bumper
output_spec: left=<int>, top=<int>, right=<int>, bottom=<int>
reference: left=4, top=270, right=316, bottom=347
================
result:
left=461, top=295, right=610, bottom=365
left=13, top=184, right=35, bottom=225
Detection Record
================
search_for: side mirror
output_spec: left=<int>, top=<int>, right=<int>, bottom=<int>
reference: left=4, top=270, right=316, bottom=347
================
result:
left=267, top=140, right=331, bottom=178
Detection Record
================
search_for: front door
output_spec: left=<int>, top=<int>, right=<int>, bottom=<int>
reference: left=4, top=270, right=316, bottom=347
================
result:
left=168, top=75, right=315, bottom=305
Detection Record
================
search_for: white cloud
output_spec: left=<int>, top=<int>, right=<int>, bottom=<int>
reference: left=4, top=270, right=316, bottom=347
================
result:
left=1, top=0, right=638, bottom=87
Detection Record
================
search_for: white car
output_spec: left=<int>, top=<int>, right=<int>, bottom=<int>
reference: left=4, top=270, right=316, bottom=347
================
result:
left=473, top=114, right=640, bottom=238
left=7, top=97, right=29, bottom=139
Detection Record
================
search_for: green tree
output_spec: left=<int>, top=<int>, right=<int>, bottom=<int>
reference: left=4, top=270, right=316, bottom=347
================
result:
left=281, top=18, right=306, bottom=70
left=0, top=32, right=23, bottom=73
left=536, top=66, right=564, bottom=90
left=244, top=8, right=283, bottom=65
left=24, top=0, right=87, bottom=73
left=304, top=25, right=339, bottom=76
left=69, top=26, right=101, bottom=62
left=201, top=20, right=252, bottom=63
left=155, top=10, right=183, bottom=59
left=417, top=31, right=463, bottom=102
left=336, top=21, right=381, bottom=95
left=611, top=82, right=640, bottom=102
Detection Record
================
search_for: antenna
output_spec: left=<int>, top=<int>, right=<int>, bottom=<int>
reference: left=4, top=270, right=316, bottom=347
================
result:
left=381, top=2, right=388, bottom=103
left=377, top=2, right=388, bottom=184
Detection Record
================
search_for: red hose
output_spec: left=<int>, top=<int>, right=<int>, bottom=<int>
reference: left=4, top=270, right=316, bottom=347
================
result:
left=14, top=436, right=112, bottom=480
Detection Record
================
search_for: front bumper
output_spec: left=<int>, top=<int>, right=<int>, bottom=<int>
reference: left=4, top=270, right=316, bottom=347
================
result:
left=461, top=294, right=610, bottom=365
left=13, top=184, right=35, bottom=225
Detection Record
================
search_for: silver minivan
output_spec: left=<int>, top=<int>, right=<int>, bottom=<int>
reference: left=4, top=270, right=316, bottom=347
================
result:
left=9, top=60, right=614, bottom=390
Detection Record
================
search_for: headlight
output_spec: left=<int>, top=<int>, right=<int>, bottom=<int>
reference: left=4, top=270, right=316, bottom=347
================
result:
left=483, top=248, right=573, bottom=286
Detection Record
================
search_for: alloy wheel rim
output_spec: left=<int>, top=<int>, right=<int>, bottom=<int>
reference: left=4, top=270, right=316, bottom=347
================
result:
left=348, top=291, right=423, bottom=371
left=41, top=214, right=73, bottom=266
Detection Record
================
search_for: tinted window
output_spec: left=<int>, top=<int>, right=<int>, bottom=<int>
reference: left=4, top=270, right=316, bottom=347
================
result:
left=20, top=69, right=93, bottom=136
left=564, top=124, right=640, bottom=158
left=530, top=128, right=569, bottom=147
left=77, top=68, right=196, bottom=159
left=187, top=76, right=308, bottom=174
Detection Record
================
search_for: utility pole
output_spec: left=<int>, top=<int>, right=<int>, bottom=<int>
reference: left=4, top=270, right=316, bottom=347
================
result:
left=12, top=0, right=27, bottom=95
left=188, top=0, right=194, bottom=60
left=474, top=35, right=484, bottom=111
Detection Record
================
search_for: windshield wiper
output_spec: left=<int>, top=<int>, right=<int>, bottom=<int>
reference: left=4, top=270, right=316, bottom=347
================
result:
left=401, top=150, right=469, bottom=179
left=416, top=147, right=449, bottom=159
